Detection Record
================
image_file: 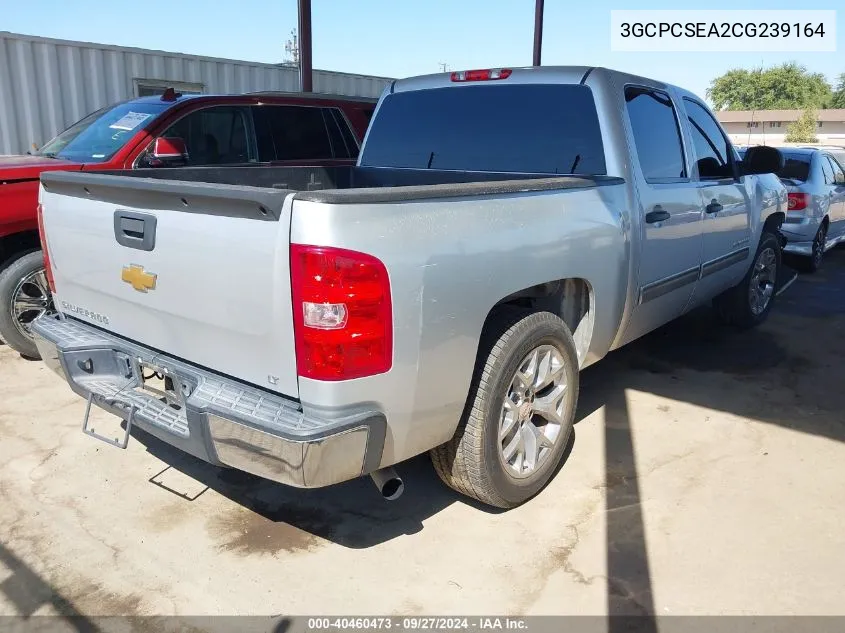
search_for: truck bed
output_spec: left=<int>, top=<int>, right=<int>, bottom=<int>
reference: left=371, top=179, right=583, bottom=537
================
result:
left=38, top=166, right=625, bottom=403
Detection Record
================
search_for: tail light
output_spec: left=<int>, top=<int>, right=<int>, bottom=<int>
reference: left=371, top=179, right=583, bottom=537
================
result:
left=36, top=203, right=56, bottom=294
left=787, top=192, right=810, bottom=211
left=451, top=68, right=512, bottom=82
left=290, top=244, right=392, bottom=381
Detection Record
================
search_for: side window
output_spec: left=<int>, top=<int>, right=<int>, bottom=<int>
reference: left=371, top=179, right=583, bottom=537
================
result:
left=684, top=99, right=735, bottom=181
left=160, top=106, right=249, bottom=166
left=821, top=155, right=836, bottom=185
left=252, top=107, right=277, bottom=162
left=624, top=87, right=687, bottom=182
left=251, top=106, right=333, bottom=161
left=829, top=156, right=845, bottom=184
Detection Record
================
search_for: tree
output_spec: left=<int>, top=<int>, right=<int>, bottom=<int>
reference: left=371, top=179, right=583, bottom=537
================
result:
left=831, top=73, right=845, bottom=109
left=785, top=109, right=819, bottom=143
left=707, top=62, right=831, bottom=110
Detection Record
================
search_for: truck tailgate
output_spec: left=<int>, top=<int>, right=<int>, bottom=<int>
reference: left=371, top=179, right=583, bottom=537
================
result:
left=39, top=172, right=299, bottom=398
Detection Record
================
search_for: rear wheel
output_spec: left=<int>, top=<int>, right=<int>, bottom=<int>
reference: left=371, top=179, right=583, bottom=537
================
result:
left=430, top=310, right=579, bottom=508
left=0, top=250, right=53, bottom=358
left=713, top=230, right=781, bottom=329
left=801, top=222, right=827, bottom=273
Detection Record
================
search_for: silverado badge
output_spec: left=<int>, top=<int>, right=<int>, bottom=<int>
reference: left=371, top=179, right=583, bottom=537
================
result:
left=121, top=264, right=157, bottom=293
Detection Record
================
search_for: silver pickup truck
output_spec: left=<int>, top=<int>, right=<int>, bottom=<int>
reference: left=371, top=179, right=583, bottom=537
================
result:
left=33, top=66, right=787, bottom=508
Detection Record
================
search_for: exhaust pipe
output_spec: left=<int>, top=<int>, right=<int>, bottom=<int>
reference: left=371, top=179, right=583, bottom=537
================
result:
left=370, top=467, right=404, bottom=501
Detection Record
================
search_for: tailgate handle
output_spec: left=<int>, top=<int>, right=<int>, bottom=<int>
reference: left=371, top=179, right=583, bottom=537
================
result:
left=114, top=211, right=156, bottom=251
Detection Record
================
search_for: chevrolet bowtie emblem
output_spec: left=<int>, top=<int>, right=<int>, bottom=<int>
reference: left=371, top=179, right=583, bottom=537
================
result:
left=121, top=264, right=157, bottom=293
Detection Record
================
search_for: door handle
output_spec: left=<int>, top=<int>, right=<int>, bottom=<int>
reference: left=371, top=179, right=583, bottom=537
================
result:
left=645, top=208, right=671, bottom=224
left=706, top=201, right=723, bottom=214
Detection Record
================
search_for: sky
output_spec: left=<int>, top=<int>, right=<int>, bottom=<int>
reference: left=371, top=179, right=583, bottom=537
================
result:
left=2, top=0, right=843, bottom=102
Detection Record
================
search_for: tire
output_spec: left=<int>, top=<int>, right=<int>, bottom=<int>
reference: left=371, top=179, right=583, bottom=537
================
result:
left=797, top=222, right=827, bottom=274
left=713, top=230, right=781, bottom=329
left=430, top=310, right=579, bottom=508
left=0, top=250, right=52, bottom=359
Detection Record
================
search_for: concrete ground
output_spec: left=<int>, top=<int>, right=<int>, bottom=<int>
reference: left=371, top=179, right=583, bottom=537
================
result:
left=1, top=249, right=844, bottom=621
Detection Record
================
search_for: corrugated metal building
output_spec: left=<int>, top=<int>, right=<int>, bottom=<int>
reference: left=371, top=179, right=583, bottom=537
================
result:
left=0, top=31, right=392, bottom=155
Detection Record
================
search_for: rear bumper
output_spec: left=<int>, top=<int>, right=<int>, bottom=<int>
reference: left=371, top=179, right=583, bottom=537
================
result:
left=32, top=315, right=385, bottom=488
left=783, top=240, right=814, bottom=257
left=781, top=216, right=821, bottom=257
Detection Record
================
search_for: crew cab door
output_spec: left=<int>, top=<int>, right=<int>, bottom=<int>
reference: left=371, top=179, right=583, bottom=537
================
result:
left=618, top=86, right=705, bottom=345
left=682, top=98, right=752, bottom=300
left=135, top=105, right=254, bottom=167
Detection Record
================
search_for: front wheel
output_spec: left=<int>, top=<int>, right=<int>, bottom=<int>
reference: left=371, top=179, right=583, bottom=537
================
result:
left=0, top=250, right=53, bottom=359
left=713, top=231, right=781, bottom=329
left=430, top=310, right=579, bottom=508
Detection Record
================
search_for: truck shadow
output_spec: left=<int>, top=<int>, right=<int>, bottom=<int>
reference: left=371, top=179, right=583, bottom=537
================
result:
left=574, top=247, right=845, bottom=621
left=129, top=249, right=844, bottom=620
left=132, top=425, right=501, bottom=550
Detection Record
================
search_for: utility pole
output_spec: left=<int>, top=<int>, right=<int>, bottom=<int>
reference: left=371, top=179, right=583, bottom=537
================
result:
left=439, top=63, right=449, bottom=72
left=533, top=0, right=544, bottom=66
left=298, top=0, right=313, bottom=92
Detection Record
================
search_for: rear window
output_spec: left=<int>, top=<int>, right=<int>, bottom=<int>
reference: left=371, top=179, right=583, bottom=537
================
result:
left=360, top=84, right=606, bottom=174
left=778, top=152, right=811, bottom=183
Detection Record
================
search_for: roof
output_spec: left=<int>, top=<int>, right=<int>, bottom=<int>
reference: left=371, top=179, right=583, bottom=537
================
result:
left=389, top=66, right=714, bottom=107
left=788, top=144, right=845, bottom=152
left=128, top=92, right=377, bottom=106
left=247, top=91, right=377, bottom=103
left=737, top=146, right=845, bottom=160
left=777, top=148, right=816, bottom=156
left=392, top=65, right=595, bottom=94
left=717, top=109, right=845, bottom=123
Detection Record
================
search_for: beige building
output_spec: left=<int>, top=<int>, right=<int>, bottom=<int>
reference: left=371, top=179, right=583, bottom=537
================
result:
left=716, top=109, right=845, bottom=148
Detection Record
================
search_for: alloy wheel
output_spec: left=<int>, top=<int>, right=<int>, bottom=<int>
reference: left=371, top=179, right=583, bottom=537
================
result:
left=812, top=225, right=827, bottom=269
left=499, top=344, right=569, bottom=478
left=748, top=247, right=777, bottom=316
left=10, top=267, right=53, bottom=340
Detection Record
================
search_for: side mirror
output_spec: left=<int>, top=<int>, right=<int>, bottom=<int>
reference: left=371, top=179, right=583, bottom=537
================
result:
left=741, top=145, right=783, bottom=176
left=149, top=137, right=188, bottom=167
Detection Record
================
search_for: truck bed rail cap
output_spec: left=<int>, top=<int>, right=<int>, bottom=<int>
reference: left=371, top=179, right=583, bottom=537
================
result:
left=295, top=175, right=625, bottom=205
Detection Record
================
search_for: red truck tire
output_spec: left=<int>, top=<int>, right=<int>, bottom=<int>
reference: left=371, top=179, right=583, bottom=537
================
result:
left=0, top=250, right=53, bottom=358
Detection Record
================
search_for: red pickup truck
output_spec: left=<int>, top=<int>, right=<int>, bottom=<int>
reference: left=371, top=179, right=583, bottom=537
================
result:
left=0, top=90, right=376, bottom=358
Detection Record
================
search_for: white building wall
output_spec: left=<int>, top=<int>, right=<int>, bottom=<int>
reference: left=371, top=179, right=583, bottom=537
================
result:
left=722, top=121, right=845, bottom=148
left=0, top=31, right=392, bottom=155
